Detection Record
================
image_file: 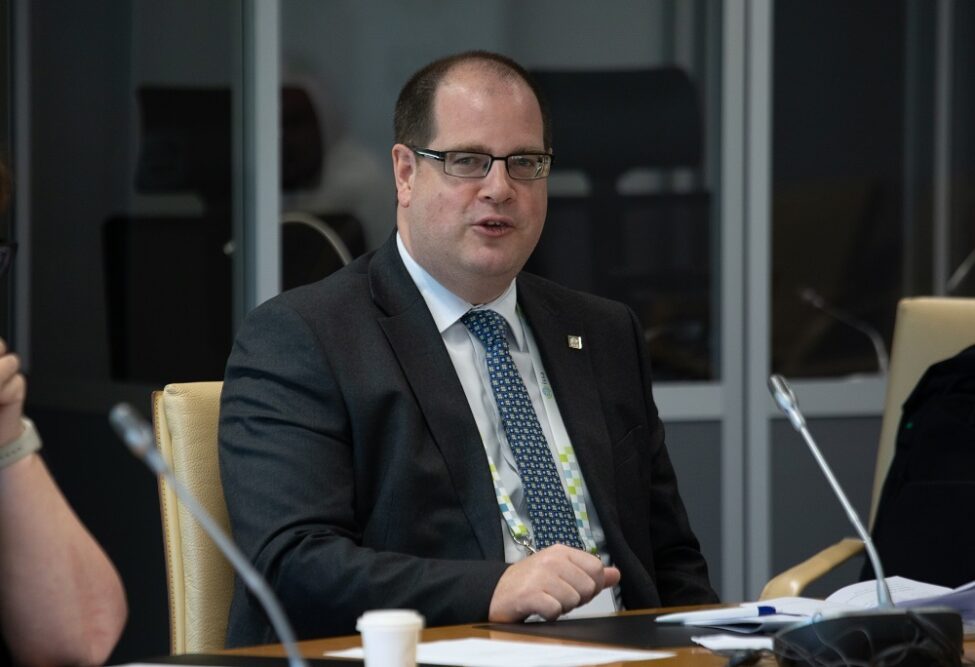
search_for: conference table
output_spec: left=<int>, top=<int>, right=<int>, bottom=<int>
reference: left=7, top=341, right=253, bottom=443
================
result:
left=222, top=607, right=729, bottom=665
left=213, top=606, right=975, bottom=666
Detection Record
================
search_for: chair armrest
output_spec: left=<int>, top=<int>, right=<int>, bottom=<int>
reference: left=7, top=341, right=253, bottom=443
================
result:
left=759, top=537, right=865, bottom=600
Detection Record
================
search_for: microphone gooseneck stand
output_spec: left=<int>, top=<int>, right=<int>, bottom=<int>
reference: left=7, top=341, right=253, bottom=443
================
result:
left=767, top=375, right=962, bottom=667
left=796, top=289, right=889, bottom=376
left=109, top=403, right=309, bottom=667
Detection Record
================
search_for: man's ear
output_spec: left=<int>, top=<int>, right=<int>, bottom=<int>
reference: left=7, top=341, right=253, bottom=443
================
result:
left=392, top=144, right=416, bottom=208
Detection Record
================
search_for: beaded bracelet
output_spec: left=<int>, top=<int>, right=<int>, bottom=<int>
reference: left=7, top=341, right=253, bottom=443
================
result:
left=0, top=418, right=41, bottom=469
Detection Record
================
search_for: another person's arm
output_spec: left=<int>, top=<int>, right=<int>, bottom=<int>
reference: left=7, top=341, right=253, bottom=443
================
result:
left=0, top=341, right=127, bottom=665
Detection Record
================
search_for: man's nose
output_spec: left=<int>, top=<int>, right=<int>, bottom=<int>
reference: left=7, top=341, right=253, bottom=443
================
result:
left=478, top=159, right=515, bottom=202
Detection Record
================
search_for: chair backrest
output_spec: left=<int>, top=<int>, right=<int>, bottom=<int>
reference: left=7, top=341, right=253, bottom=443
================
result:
left=868, top=297, right=975, bottom=527
left=152, top=381, right=231, bottom=653
left=103, top=215, right=233, bottom=383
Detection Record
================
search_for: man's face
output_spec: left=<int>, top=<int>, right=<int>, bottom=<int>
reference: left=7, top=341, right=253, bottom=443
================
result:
left=393, top=65, right=548, bottom=304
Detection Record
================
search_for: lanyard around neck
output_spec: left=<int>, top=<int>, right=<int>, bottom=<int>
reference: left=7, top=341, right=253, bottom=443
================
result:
left=480, top=308, right=598, bottom=556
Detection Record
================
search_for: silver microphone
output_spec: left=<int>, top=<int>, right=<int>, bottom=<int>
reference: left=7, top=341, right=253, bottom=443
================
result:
left=109, top=403, right=308, bottom=667
left=768, top=374, right=892, bottom=608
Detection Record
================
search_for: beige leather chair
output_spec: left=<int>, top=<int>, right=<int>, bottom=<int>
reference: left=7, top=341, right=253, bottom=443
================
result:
left=761, top=297, right=975, bottom=599
left=152, top=381, right=232, bottom=653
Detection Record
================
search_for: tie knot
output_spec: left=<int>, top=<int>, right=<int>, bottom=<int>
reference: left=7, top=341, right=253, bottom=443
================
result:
left=461, top=309, right=509, bottom=347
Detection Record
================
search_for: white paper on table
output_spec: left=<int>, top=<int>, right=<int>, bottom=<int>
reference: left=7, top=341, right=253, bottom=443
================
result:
left=756, top=597, right=837, bottom=616
left=898, top=579, right=975, bottom=621
left=824, top=576, right=952, bottom=609
left=691, top=634, right=774, bottom=652
left=655, top=576, right=970, bottom=635
left=326, top=638, right=673, bottom=666
left=655, top=597, right=826, bottom=633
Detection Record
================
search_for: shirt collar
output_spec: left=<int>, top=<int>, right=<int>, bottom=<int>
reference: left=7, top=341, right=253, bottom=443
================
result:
left=396, top=232, right=524, bottom=350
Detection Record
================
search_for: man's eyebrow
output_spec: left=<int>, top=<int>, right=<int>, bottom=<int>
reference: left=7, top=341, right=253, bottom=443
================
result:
left=446, top=144, right=547, bottom=155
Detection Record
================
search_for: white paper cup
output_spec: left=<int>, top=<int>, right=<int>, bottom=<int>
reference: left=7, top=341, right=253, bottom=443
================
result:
left=356, top=609, right=425, bottom=667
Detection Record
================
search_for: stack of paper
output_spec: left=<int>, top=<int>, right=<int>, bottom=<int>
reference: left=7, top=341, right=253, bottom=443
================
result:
left=656, top=598, right=827, bottom=633
left=657, top=576, right=975, bottom=633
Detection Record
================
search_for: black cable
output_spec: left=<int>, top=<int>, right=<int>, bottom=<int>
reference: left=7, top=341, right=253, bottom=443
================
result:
left=771, top=610, right=962, bottom=666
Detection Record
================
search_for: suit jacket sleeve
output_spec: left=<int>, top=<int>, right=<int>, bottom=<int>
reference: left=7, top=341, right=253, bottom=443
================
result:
left=627, top=305, right=718, bottom=605
left=218, top=296, right=507, bottom=645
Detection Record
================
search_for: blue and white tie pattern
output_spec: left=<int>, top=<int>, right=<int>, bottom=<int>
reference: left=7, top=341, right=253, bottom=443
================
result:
left=462, top=309, right=584, bottom=550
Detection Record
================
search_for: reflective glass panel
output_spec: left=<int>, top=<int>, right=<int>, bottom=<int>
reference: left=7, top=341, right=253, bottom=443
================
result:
left=772, top=0, right=975, bottom=378
left=279, top=0, right=724, bottom=381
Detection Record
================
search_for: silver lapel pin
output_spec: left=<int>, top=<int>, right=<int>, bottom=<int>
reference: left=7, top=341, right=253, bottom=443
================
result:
left=567, top=335, right=583, bottom=350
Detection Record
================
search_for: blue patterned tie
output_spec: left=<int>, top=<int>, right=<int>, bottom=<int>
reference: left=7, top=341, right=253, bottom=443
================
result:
left=462, top=309, right=583, bottom=550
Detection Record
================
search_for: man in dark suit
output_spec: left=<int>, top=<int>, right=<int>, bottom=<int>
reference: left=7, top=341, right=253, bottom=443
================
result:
left=219, top=50, right=716, bottom=646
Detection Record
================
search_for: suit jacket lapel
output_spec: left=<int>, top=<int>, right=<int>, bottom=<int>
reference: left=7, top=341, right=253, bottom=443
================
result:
left=517, top=277, right=621, bottom=532
left=368, top=237, right=503, bottom=559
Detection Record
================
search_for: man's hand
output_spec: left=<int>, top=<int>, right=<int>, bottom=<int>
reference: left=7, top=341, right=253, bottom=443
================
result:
left=0, top=338, right=26, bottom=447
left=488, top=544, right=622, bottom=622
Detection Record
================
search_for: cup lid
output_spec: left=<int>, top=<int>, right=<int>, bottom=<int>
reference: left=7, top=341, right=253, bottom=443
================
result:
left=356, top=609, right=425, bottom=631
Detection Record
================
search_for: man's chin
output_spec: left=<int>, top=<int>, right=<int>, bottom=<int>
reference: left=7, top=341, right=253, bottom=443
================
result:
left=466, top=259, right=525, bottom=284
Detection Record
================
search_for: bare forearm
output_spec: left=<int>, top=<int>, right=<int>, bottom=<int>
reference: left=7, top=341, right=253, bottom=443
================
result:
left=0, top=455, right=127, bottom=665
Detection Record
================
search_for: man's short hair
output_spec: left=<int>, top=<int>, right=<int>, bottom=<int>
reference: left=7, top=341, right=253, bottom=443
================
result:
left=394, top=50, right=552, bottom=152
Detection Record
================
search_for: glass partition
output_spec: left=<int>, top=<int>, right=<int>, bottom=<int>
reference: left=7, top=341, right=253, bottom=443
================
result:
left=19, top=2, right=245, bottom=658
left=771, top=0, right=975, bottom=379
left=279, top=0, right=724, bottom=381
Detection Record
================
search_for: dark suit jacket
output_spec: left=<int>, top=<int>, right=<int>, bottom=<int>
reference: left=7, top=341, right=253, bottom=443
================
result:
left=218, top=234, right=716, bottom=646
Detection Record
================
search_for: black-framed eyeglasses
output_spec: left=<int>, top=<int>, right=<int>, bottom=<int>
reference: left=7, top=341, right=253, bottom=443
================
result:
left=0, top=243, right=16, bottom=278
left=411, top=147, right=553, bottom=181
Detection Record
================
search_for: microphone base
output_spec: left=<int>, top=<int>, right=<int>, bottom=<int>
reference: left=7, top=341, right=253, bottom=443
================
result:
left=773, top=607, right=962, bottom=667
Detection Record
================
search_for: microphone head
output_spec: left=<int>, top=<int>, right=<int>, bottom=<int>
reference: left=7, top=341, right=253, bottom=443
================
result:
left=798, top=287, right=824, bottom=308
left=768, top=374, right=806, bottom=431
left=109, top=402, right=154, bottom=459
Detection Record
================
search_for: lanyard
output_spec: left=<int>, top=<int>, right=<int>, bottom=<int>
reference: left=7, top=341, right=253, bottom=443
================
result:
left=483, top=310, right=598, bottom=556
